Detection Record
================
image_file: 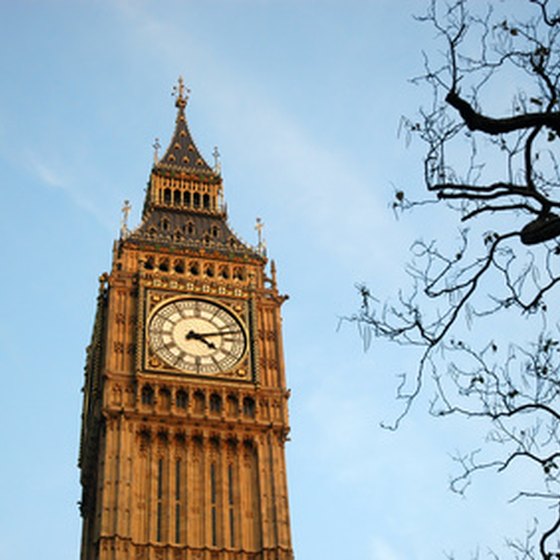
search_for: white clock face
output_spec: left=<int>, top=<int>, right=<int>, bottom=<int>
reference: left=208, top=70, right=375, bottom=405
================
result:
left=148, top=298, right=247, bottom=375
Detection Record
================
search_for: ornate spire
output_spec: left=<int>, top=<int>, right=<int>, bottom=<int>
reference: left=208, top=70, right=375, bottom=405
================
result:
left=154, top=77, right=214, bottom=176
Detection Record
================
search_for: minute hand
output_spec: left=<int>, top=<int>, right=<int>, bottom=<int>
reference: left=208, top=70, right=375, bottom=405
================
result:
left=195, top=329, right=241, bottom=337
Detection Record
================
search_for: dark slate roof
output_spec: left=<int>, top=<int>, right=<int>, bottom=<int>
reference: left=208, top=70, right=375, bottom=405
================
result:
left=128, top=208, right=263, bottom=261
left=155, top=100, right=215, bottom=176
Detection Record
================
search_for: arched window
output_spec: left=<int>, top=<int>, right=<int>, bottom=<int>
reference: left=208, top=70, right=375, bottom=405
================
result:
left=183, top=191, right=191, bottom=207
left=174, top=260, right=185, bottom=274
left=163, top=188, right=171, bottom=205
left=141, top=385, right=154, bottom=405
left=193, top=390, right=205, bottom=414
left=226, top=394, right=239, bottom=416
left=144, top=257, right=155, bottom=270
left=176, top=389, right=188, bottom=409
left=193, top=193, right=200, bottom=208
left=173, top=190, right=181, bottom=206
left=242, top=396, right=255, bottom=418
left=159, top=387, right=171, bottom=411
left=203, top=194, right=210, bottom=209
left=209, top=393, right=222, bottom=414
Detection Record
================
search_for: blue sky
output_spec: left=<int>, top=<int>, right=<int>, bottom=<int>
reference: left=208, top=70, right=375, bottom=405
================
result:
left=0, top=1, right=541, bottom=559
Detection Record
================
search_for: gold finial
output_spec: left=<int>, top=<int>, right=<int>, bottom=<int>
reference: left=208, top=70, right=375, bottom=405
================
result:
left=173, top=76, right=190, bottom=108
left=152, top=138, right=161, bottom=164
left=213, top=146, right=222, bottom=175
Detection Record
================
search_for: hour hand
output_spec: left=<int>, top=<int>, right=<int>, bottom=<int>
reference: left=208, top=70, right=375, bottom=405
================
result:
left=186, top=330, right=216, bottom=349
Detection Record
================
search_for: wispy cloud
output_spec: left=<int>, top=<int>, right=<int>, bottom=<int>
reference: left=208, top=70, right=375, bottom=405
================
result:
left=27, top=152, right=114, bottom=232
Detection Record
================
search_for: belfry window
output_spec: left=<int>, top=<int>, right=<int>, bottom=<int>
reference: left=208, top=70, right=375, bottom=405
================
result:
left=193, top=193, right=200, bottom=208
left=163, top=188, right=171, bottom=205
left=203, top=194, right=210, bottom=209
left=183, top=191, right=191, bottom=207
left=173, top=190, right=181, bottom=206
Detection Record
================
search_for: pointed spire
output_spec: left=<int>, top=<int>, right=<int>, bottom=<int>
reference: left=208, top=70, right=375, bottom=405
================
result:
left=155, top=77, right=214, bottom=176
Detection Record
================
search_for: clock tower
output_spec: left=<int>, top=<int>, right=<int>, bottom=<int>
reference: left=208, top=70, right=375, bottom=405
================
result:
left=79, top=79, right=294, bottom=560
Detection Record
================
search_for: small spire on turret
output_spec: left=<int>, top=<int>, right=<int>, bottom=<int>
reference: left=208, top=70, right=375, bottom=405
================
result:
left=120, top=200, right=132, bottom=239
left=172, top=75, right=190, bottom=109
left=152, top=138, right=161, bottom=164
left=255, top=217, right=267, bottom=256
left=213, top=146, right=222, bottom=175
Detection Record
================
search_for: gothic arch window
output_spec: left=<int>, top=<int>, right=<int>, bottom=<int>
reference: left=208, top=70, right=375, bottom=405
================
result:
left=183, top=191, right=191, bottom=207
left=226, top=394, right=239, bottom=416
left=233, top=267, right=245, bottom=281
left=219, top=266, right=230, bottom=280
left=144, top=257, right=155, bottom=270
left=173, top=190, right=181, bottom=206
left=163, top=188, right=171, bottom=205
left=209, top=393, right=222, bottom=414
left=242, top=396, right=255, bottom=418
left=141, top=385, right=154, bottom=406
left=205, top=264, right=214, bottom=278
left=211, top=226, right=219, bottom=238
left=159, top=387, right=171, bottom=411
left=173, top=259, right=185, bottom=274
left=186, top=222, right=195, bottom=236
left=158, top=259, right=169, bottom=272
left=160, top=218, right=170, bottom=233
left=176, top=389, right=188, bottom=409
left=203, top=194, right=210, bottom=209
left=189, top=261, right=200, bottom=276
left=193, top=192, right=200, bottom=208
left=193, top=390, right=205, bottom=414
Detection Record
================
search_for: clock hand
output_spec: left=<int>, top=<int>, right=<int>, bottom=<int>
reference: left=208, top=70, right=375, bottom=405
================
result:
left=193, top=329, right=241, bottom=337
left=185, top=330, right=217, bottom=349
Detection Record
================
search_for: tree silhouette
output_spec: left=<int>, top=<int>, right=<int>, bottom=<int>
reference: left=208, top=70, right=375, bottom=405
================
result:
left=355, top=1, right=560, bottom=557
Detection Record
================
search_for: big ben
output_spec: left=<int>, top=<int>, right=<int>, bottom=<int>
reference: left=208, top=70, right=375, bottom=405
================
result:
left=78, top=78, right=294, bottom=560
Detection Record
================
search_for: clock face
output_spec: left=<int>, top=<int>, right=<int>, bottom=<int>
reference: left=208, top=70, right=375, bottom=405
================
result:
left=147, top=298, right=247, bottom=375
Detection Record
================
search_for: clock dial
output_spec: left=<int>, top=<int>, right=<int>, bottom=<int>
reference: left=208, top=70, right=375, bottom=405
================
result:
left=148, top=298, right=247, bottom=374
